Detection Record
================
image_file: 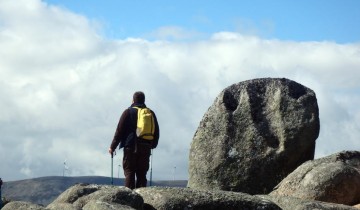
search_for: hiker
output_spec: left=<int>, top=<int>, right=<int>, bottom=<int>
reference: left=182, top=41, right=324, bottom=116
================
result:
left=108, top=91, right=160, bottom=189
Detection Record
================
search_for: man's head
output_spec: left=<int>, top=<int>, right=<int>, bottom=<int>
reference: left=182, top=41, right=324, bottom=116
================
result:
left=133, top=91, right=145, bottom=104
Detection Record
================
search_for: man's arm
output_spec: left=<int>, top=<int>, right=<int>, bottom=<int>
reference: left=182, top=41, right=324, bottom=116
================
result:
left=109, top=109, right=130, bottom=154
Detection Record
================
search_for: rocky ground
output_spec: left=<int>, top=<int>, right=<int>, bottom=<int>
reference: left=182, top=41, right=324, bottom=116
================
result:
left=3, top=151, right=359, bottom=209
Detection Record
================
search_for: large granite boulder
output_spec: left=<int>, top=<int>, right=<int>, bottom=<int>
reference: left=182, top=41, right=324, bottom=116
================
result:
left=188, top=78, right=320, bottom=194
left=135, top=186, right=281, bottom=210
left=270, top=151, right=360, bottom=206
left=47, top=183, right=142, bottom=210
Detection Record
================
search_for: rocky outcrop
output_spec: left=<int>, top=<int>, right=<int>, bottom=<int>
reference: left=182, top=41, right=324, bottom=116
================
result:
left=135, top=187, right=281, bottom=210
left=259, top=195, right=359, bottom=210
left=47, top=183, right=142, bottom=210
left=188, top=78, right=320, bottom=194
left=4, top=151, right=360, bottom=209
left=270, top=151, right=360, bottom=206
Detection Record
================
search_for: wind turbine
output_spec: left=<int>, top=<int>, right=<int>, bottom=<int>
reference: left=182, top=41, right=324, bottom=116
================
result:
left=173, top=165, right=176, bottom=181
left=63, top=160, right=69, bottom=177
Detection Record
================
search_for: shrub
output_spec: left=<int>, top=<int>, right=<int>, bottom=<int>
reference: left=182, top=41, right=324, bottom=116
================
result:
left=1, top=197, right=11, bottom=209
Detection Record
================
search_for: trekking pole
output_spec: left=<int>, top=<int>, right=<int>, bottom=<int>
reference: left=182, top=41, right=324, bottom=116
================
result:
left=111, top=153, right=114, bottom=185
left=149, top=149, right=153, bottom=186
left=0, top=178, right=3, bottom=208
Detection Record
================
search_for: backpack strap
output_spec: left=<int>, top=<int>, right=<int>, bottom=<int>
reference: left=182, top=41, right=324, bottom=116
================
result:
left=128, top=107, right=138, bottom=130
left=126, top=107, right=138, bottom=153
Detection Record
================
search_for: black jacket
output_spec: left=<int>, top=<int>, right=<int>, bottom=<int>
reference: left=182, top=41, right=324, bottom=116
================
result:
left=110, top=103, right=160, bottom=150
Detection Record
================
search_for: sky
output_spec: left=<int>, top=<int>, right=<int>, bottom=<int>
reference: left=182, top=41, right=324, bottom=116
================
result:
left=0, top=0, right=359, bottom=182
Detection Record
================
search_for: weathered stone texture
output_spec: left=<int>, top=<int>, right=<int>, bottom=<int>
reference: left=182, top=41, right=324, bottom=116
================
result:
left=188, top=78, right=320, bottom=194
left=135, top=186, right=281, bottom=210
left=82, top=200, right=136, bottom=210
left=47, top=183, right=142, bottom=210
left=259, top=195, right=359, bottom=210
left=2, top=201, right=45, bottom=210
left=270, top=151, right=360, bottom=206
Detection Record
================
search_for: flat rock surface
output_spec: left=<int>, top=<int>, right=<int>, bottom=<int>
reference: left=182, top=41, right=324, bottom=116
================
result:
left=260, top=195, right=359, bottom=210
left=135, top=186, right=281, bottom=210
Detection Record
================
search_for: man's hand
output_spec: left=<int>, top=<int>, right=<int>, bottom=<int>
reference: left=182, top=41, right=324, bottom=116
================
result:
left=109, top=148, right=116, bottom=157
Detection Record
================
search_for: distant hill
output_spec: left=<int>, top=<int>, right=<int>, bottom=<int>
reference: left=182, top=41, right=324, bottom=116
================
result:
left=1, top=176, right=187, bottom=206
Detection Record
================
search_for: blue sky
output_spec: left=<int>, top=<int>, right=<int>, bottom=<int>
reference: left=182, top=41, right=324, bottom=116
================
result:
left=0, top=0, right=359, bottom=182
left=44, top=0, right=360, bottom=43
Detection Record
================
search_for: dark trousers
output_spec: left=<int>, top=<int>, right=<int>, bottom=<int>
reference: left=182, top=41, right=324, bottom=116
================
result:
left=123, top=143, right=151, bottom=189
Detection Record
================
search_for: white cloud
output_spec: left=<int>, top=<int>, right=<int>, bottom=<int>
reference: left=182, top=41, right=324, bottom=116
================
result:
left=146, top=26, right=204, bottom=41
left=0, top=0, right=359, bottom=182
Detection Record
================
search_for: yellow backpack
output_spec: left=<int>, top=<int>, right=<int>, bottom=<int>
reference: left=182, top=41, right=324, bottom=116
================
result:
left=133, top=107, right=155, bottom=140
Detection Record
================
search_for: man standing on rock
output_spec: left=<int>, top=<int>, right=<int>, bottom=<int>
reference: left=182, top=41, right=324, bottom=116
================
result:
left=109, top=91, right=160, bottom=189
